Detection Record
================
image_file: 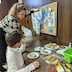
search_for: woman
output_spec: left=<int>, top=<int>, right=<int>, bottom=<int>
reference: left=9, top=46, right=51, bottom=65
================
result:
left=0, top=3, right=33, bottom=71
left=0, top=3, right=32, bottom=36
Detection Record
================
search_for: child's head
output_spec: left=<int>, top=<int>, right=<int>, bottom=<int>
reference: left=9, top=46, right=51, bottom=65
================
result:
left=5, top=30, right=23, bottom=48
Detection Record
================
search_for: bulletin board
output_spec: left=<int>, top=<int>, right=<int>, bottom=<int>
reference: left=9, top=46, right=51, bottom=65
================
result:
left=40, top=2, right=57, bottom=36
left=31, top=2, right=57, bottom=35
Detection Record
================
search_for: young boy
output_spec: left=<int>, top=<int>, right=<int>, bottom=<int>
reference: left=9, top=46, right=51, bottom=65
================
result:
left=5, top=31, right=39, bottom=72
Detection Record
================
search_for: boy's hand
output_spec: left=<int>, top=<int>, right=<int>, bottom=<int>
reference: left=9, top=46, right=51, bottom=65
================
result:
left=32, top=61, right=39, bottom=69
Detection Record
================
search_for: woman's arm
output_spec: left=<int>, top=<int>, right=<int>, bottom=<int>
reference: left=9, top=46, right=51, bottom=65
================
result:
left=19, top=44, right=26, bottom=53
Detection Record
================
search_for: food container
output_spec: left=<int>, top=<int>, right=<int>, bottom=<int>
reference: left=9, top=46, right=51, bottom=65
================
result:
left=64, top=48, right=72, bottom=63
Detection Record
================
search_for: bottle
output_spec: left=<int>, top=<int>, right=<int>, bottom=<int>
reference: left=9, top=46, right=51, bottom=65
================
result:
left=68, top=42, right=71, bottom=48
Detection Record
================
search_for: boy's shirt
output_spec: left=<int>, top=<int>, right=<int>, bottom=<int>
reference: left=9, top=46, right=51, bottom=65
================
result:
left=6, top=44, right=35, bottom=72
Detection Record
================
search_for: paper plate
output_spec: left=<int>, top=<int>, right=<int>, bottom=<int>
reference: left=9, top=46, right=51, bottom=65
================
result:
left=44, top=43, right=60, bottom=50
left=44, top=44, right=54, bottom=50
left=40, top=49, right=52, bottom=55
left=34, top=47, right=44, bottom=51
left=27, top=52, right=40, bottom=59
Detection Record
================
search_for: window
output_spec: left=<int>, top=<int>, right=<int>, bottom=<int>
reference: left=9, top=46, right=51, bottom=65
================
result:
left=0, top=0, right=1, bottom=4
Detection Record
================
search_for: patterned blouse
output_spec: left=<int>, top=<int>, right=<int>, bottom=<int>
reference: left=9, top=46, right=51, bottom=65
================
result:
left=0, top=15, right=20, bottom=33
left=0, top=15, right=32, bottom=37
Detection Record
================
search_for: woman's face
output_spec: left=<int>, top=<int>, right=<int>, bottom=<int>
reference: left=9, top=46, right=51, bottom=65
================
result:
left=17, top=10, right=26, bottom=21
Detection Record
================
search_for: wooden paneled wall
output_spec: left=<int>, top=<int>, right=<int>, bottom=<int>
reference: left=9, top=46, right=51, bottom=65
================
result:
left=0, top=0, right=17, bottom=20
left=57, top=0, right=71, bottom=45
left=70, top=0, right=72, bottom=43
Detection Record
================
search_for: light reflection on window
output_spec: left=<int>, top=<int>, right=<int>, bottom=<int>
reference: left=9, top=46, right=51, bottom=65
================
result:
left=0, top=0, right=1, bottom=4
left=24, top=0, right=42, bottom=7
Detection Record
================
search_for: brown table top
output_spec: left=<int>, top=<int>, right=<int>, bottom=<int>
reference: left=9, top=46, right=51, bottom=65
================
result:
left=23, top=53, right=57, bottom=72
left=22, top=36, right=72, bottom=72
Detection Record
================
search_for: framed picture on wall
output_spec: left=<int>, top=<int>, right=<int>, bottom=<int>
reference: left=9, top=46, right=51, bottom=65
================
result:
left=40, top=2, right=57, bottom=36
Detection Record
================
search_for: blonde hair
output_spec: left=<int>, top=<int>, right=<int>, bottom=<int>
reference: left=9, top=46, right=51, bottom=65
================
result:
left=8, top=3, right=26, bottom=16
left=8, top=3, right=17, bottom=16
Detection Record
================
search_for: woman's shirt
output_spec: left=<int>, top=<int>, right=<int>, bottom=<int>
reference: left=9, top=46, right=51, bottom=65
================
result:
left=0, top=15, right=20, bottom=33
left=0, top=15, right=32, bottom=36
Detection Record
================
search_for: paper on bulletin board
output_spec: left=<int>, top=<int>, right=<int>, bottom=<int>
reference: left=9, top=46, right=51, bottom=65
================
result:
left=31, top=9, right=42, bottom=34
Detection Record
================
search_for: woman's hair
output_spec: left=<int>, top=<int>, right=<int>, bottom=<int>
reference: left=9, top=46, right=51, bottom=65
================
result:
left=5, top=30, right=23, bottom=47
left=8, top=3, right=27, bottom=16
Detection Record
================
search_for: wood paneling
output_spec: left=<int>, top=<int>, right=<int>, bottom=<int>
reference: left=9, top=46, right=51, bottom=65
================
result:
left=70, top=0, right=72, bottom=43
left=0, top=0, right=17, bottom=20
left=57, top=0, right=71, bottom=45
